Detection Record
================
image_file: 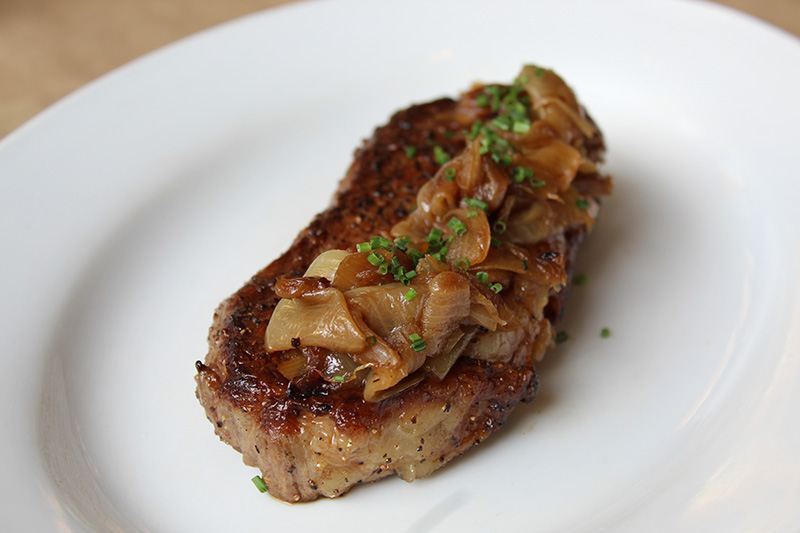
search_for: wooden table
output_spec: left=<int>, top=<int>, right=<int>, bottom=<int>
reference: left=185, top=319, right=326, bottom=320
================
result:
left=0, top=0, right=797, bottom=138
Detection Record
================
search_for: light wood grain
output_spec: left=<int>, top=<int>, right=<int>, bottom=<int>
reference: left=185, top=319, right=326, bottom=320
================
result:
left=0, top=0, right=797, bottom=137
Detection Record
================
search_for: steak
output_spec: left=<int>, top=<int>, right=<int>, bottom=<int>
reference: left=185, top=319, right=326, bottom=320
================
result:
left=196, top=67, right=609, bottom=502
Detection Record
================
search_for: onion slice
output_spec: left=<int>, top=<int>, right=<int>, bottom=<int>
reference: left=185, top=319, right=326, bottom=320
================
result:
left=265, top=288, right=367, bottom=353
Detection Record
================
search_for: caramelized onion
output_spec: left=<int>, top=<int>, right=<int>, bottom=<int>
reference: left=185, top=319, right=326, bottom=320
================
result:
left=520, top=140, right=582, bottom=191
left=266, top=288, right=367, bottom=353
left=304, top=249, right=349, bottom=279
left=332, top=250, right=395, bottom=289
left=420, top=272, right=470, bottom=355
left=346, top=283, right=421, bottom=339
left=365, top=371, right=425, bottom=403
left=444, top=208, right=491, bottom=266
left=467, top=288, right=504, bottom=331
left=477, top=246, right=530, bottom=274
left=423, top=327, right=478, bottom=379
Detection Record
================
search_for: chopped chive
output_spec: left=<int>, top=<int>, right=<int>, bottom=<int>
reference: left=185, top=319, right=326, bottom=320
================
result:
left=601, top=327, right=611, bottom=338
left=331, top=375, right=346, bottom=383
left=447, top=216, right=467, bottom=237
left=491, top=236, right=502, bottom=248
left=394, top=236, right=410, bottom=251
left=535, top=67, right=546, bottom=78
left=403, top=288, right=417, bottom=301
left=512, top=119, right=531, bottom=134
left=576, top=198, right=590, bottom=210
left=370, top=235, right=392, bottom=250
left=489, top=282, right=503, bottom=294
left=491, top=116, right=513, bottom=131
left=377, top=263, right=389, bottom=275
left=530, top=179, right=546, bottom=188
left=468, top=121, right=483, bottom=140
left=356, top=242, right=371, bottom=253
left=466, top=209, right=479, bottom=219
left=476, top=271, right=489, bottom=284
left=252, top=476, right=268, bottom=493
left=431, top=244, right=449, bottom=262
left=464, top=197, right=488, bottom=210
left=433, top=145, right=450, bottom=165
left=367, top=252, right=384, bottom=266
left=404, top=269, right=417, bottom=282
left=573, top=273, right=588, bottom=286
left=425, top=227, right=443, bottom=244
left=522, top=258, right=529, bottom=271
left=367, top=335, right=377, bottom=345
left=555, top=331, right=568, bottom=343
left=405, top=145, right=417, bottom=158
left=444, top=167, right=457, bottom=181
left=455, top=258, right=470, bottom=270
left=409, top=333, right=426, bottom=352
left=493, top=220, right=507, bottom=234
left=512, top=166, right=534, bottom=183
left=475, top=94, right=489, bottom=107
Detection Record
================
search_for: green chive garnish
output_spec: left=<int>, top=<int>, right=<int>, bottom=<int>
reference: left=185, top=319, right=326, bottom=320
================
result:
left=356, top=242, right=371, bottom=253
left=444, top=167, right=456, bottom=181
left=433, top=145, right=450, bottom=165
left=512, top=119, right=531, bottom=134
left=475, top=94, right=489, bottom=107
left=377, top=263, right=389, bottom=275
left=476, top=271, right=489, bottom=284
left=489, top=282, right=503, bottom=294
left=522, top=258, right=529, bottom=271
left=367, top=252, right=384, bottom=266
left=403, top=288, right=417, bottom=301
left=252, top=476, right=268, bottom=493
left=464, top=197, right=488, bottom=210
left=601, top=327, right=611, bottom=338
left=405, top=146, right=417, bottom=158
left=447, top=216, right=467, bottom=237
left=394, top=236, right=410, bottom=251
left=493, top=220, right=507, bottom=234
left=331, top=375, right=346, bottom=383
left=425, top=227, right=443, bottom=245
left=370, top=235, right=392, bottom=250
left=576, top=198, right=590, bottom=210
left=409, top=333, right=426, bottom=352
left=530, top=179, right=546, bottom=188
left=512, top=166, right=534, bottom=183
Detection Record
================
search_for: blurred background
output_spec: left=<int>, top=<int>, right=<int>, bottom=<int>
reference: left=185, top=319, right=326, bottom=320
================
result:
left=0, top=0, right=797, bottom=138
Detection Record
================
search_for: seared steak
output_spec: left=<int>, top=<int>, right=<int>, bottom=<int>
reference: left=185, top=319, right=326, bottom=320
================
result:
left=196, top=66, right=610, bottom=502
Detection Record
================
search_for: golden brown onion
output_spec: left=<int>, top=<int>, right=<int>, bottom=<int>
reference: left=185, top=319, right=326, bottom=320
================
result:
left=346, top=283, right=422, bottom=339
left=304, top=249, right=349, bottom=279
left=467, top=288, right=504, bottom=331
left=265, top=288, right=367, bottom=353
left=444, top=208, right=491, bottom=267
left=520, top=140, right=582, bottom=191
left=332, top=250, right=395, bottom=289
left=420, top=271, right=471, bottom=355
left=423, top=327, right=478, bottom=380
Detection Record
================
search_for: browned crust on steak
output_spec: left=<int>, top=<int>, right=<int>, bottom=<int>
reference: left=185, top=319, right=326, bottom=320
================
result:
left=196, top=95, right=602, bottom=501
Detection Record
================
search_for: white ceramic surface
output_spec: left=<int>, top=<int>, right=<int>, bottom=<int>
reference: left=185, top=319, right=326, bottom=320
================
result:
left=1, top=0, right=799, bottom=531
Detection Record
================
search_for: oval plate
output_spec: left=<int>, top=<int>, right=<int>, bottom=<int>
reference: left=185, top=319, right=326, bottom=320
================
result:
left=1, top=0, right=799, bottom=531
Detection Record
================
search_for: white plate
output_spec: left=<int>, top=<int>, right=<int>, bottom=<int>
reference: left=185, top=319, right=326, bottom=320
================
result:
left=2, top=0, right=799, bottom=531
